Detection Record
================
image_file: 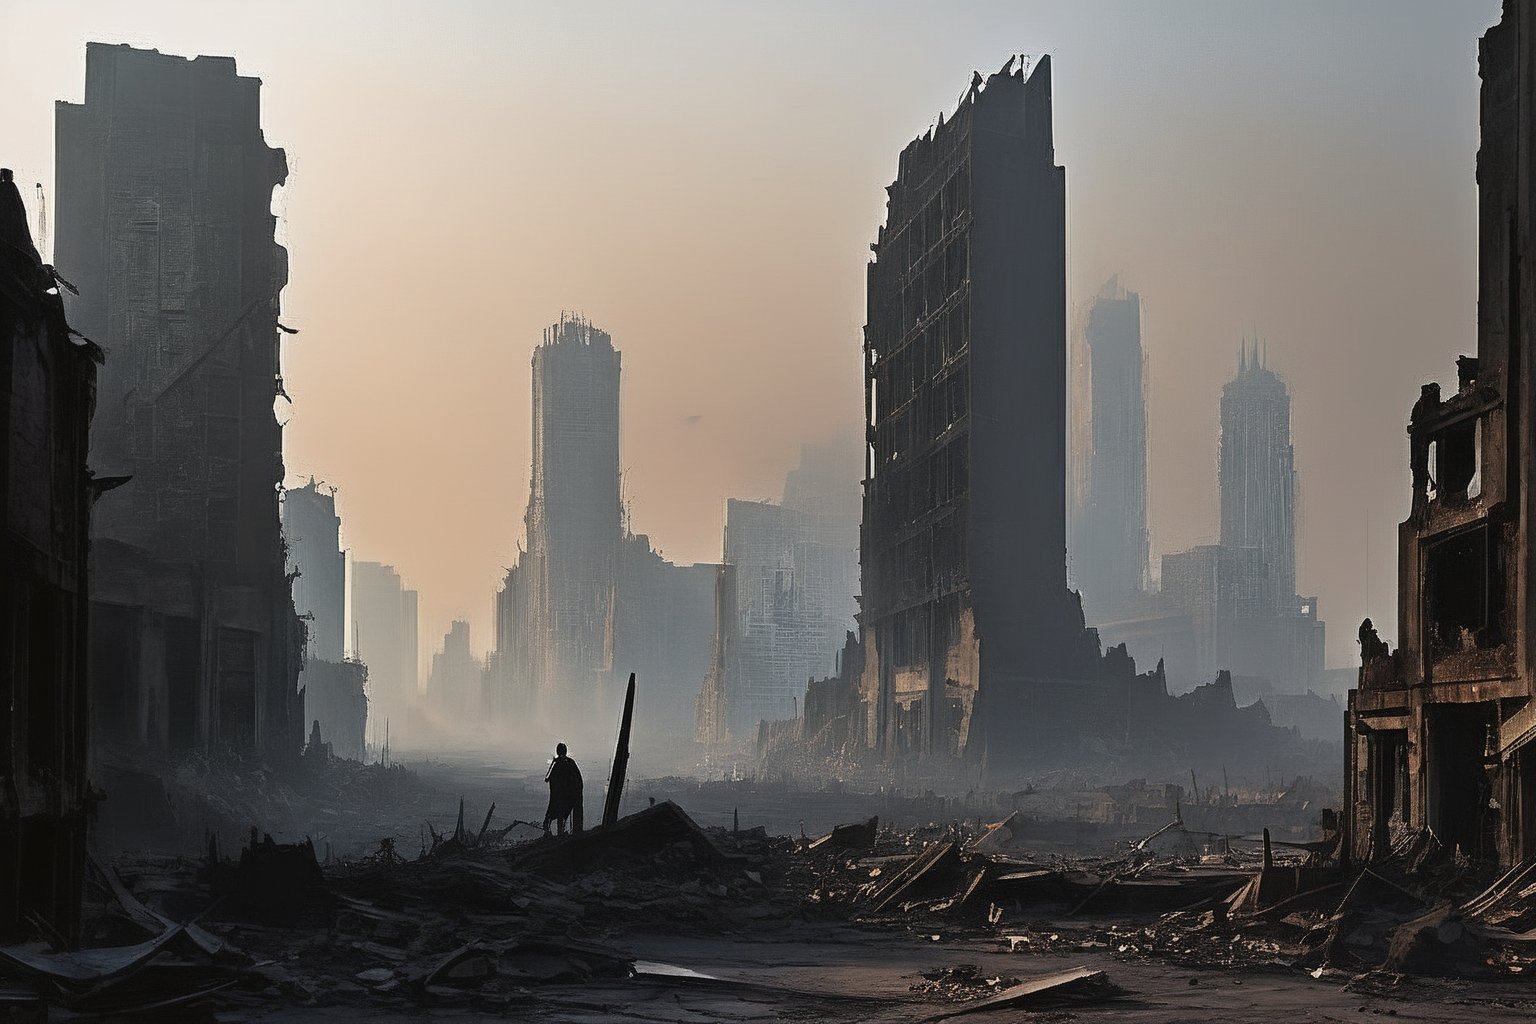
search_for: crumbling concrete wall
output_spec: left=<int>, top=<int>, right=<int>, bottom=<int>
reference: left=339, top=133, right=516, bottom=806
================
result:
left=1347, top=0, right=1536, bottom=868
left=56, top=43, right=302, bottom=764
left=860, top=58, right=1108, bottom=763
left=1, top=167, right=100, bottom=943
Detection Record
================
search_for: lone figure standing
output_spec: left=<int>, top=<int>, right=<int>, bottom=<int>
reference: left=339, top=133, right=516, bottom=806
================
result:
left=543, top=742, right=584, bottom=835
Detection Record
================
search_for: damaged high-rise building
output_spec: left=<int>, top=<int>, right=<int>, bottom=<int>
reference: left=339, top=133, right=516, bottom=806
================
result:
left=695, top=437, right=861, bottom=743
left=1347, top=0, right=1536, bottom=866
left=490, top=314, right=714, bottom=754
left=283, top=480, right=367, bottom=760
left=1070, top=275, right=1149, bottom=618
left=351, top=560, right=418, bottom=742
left=854, top=56, right=1144, bottom=763
left=1, top=168, right=101, bottom=943
left=508, top=315, right=622, bottom=726
left=56, top=44, right=304, bottom=763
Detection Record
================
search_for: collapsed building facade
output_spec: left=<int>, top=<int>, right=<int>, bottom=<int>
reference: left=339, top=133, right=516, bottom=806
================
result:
left=844, top=57, right=1167, bottom=764
left=779, top=57, right=1324, bottom=777
left=57, top=44, right=304, bottom=764
left=1347, top=0, right=1536, bottom=866
left=1, top=169, right=100, bottom=943
left=489, top=315, right=714, bottom=754
left=283, top=480, right=366, bottom=760
left=695, top=438, right=861, bottom=744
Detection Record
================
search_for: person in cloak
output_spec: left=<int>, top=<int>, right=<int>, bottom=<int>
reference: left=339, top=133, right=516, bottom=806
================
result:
left=543, top=742, right=584, bottom=835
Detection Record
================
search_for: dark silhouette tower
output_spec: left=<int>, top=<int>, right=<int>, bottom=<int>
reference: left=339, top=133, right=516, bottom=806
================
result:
left=55, top=43, right=301, bottom=761
left=861, top=56, right=1103, bottom=760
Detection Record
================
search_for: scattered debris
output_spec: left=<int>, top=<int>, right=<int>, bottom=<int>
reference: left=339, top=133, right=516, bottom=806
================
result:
left=809, top=815, right=879, bottom=852
left=924, top=966, right=1122, bottom=1019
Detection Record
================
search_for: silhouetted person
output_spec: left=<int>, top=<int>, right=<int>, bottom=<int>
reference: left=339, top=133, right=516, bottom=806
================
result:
left=543, top=742, right=583, bottom=835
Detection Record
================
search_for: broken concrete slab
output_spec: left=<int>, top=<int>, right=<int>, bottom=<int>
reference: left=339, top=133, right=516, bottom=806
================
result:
left=509, top=800, right=727, bottom=876
left=924, top=965, right=1121, bottom=1019
left=808, top=815, right=878, bottom=852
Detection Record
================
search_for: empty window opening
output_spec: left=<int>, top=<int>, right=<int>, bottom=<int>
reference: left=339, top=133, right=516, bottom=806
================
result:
left=1436, top=422, right=1477, bottom=503
left=1469, top=419, right=1483, bottom=500
left=1425, top=525, right=1501, bottom=655
left=1427, top=703, right=1498, bottom=861
left=1366, top=728, right=1410, bottom=859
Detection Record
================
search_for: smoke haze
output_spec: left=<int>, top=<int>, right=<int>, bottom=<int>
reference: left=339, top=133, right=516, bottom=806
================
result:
left=0, top=0, right=1498, bottom=665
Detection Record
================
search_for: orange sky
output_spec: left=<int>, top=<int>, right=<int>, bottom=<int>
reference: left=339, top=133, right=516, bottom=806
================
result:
left=3, top=1, right=1500, bottom=667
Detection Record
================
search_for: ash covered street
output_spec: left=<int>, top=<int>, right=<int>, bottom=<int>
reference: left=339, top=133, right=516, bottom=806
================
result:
left=43, top=755, right=1536, bottom=1021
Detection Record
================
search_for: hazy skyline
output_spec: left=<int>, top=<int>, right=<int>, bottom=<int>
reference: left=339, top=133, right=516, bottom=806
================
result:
left=3, top=0, right=1498, bottom=667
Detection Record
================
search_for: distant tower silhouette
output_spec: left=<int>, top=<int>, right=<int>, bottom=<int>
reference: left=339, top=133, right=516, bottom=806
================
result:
left=1219, top=340, right=1297, bottom=610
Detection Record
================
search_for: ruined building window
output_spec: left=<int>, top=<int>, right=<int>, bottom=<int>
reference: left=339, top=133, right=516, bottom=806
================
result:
left=1435, top=421, right=1478, bottom=503
left=1425, top=524, right=1503, bottom=655
left=1468, top=419, right=1483, bottom=500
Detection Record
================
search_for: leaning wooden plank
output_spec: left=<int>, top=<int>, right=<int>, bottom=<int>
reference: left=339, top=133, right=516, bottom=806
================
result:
left=924, top=966, right=1119, bottom=1020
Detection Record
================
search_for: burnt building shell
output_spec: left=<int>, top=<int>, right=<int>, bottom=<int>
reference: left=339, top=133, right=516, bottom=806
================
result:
left=1346, top=0, right=1536, bottom=867
left=55, top=43, right=303, bottom=763
left=1, top=167, right=101, bottom=943
left=858, top=56, right=1111, bottom=762
left=489, top=314, right=716, bottom=755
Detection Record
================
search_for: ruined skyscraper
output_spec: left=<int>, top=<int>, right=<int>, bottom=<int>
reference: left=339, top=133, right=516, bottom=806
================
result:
left=1347, top=0, right=1536, bottom=866
left=57, top=44, right=303, bottom=762
left=352, top=560, right=418, bottom=740
left=284, top=480, right=367, bottom=760
left=1072, top=276, right=1149, bottom=616
left=1, top=167, right=100, bottom=943
left=858, top=56, right=1112, bottom=761
left=520, top=314, right=621, bottom=723
left=284, top=481, right=344, bottom=664
left=490, top=314, right=716, bottom=752
left=1219, top=342, right=1297, bottom=612
left=695, top=436, right=861, bottom=743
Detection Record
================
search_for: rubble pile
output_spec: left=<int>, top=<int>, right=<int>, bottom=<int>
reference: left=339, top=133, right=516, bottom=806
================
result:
left=798, top=811, right=1263, bottom=931
left=13, top=788, right=1536, bottom=1018
left=93, top=747, right=430, bottom=858
left=0, top=800, right=820, bottom=1017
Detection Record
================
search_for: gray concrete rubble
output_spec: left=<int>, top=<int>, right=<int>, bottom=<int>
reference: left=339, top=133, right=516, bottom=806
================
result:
left=1, top=782, right=1535, bottom=1021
